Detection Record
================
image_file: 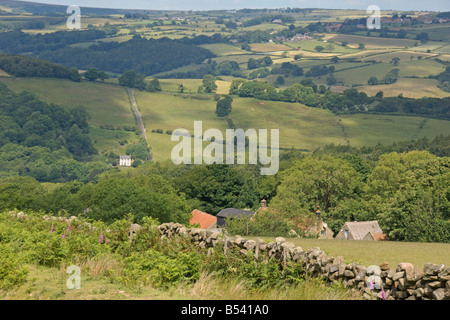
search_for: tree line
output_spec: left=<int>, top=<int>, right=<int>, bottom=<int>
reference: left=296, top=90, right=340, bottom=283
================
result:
left=0, top=53, right=82, bottom=81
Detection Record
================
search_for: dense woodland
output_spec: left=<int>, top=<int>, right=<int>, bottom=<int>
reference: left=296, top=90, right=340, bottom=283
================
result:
left=0, top=31, right=217, bottom=75
left=0, top=82, right=109, bottom=182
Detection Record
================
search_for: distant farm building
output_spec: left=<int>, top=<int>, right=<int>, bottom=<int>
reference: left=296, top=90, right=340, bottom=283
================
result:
left=307, top=220, right=334, bottom=239
left=189, top=209, right=217, bottom=229
left=216, top=208, right=254, bottom=227
left=335, top=220, right=387, bottom=241
left=119, top=155, right=132, bottom=167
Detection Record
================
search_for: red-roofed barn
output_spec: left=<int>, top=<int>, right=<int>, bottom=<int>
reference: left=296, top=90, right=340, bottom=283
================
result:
left=190, top=209, right=217, bottom=229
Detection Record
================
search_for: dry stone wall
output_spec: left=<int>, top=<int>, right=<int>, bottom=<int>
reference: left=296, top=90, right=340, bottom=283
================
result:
left=157, top=222, right=450, bottom=301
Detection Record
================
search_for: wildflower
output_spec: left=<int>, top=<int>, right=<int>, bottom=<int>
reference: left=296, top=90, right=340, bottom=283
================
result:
left=62, top=232, right=66, bottom=239
left=381, top=287, right=387, bottom=300
left=50, top=223, right=54, bottom=233
left=369, top=281, right=374, bottom=290
left=99, top=231, right=103, bottom=243
left=67, top=224, right=71, bottom=232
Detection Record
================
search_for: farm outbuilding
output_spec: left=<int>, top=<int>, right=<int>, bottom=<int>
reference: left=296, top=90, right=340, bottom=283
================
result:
left=216, top=208, right=254, bottom=227
left=335, top=220, right=387, bottom=241
left=189, top=209, right=217, bottom=230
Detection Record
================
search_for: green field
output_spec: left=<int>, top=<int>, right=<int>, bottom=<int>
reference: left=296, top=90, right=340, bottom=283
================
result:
left=356, top=78, right=450, bottom=99
left=285, top=39, right=359, bottom=54
left=362, top=51, right=439, bottom=63
left=254, top=237, right=450, bottom=267
left=0, top=78, right=134, bottom=128
left=332, top=60, right=446, bottom=87
left=133, top=91, right=450, bottom=161
left=199, top=43, right=247, bottom=56
left=323, top=34, right=418, bottom=49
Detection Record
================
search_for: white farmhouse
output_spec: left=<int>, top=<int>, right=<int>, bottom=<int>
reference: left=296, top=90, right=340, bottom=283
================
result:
left=119, top=155, right=132, bottom=167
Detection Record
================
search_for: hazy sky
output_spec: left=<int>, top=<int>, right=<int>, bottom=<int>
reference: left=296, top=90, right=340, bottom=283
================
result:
left=16, top=1, right=450, bottom=12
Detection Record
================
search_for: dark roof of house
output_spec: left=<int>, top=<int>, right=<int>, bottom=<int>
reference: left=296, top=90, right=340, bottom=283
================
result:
left=217, top=208, right=254, bottom=219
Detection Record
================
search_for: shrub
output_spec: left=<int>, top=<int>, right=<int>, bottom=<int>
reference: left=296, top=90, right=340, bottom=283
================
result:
left=0, top=244, right=28, bottom=290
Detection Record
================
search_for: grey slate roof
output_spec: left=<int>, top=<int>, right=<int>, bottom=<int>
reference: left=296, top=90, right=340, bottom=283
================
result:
left=340, top=220, right=383, bottom=240
left=217, top=208, right=254, bottom=218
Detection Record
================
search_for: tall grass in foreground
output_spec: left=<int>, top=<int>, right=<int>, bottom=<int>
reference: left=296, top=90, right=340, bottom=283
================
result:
left=180, top=272, right=360, bottom=300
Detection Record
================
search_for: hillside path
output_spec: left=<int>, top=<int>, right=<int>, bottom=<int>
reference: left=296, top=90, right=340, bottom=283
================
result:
left=127, top=88, right=153, bottom=161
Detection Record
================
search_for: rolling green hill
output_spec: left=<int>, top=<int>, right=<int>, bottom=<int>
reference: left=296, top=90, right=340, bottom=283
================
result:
left=2, top=75, right=450, bottom=162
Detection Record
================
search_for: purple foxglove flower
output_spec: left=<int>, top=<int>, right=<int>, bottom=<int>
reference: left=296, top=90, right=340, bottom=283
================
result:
left=99, top=232, right=103, bottom=243
left=62, top=232, right=66, bottom=239
left=50, top=223, right=54, bottom=233
left=381, top=288, right=386, bottom=300
left=370, top=281, right=374, bottom=290
left=67, top=224, right=71, bottom=232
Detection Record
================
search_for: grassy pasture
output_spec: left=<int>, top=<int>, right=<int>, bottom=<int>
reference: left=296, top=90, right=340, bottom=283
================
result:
left=212, top=54, right=265, bottom=65
left=435, top=44, right=450, bottom=54
left=198, top=43, right=247, bottom=56
left=332, top=60, right=444, bottom=86
left=90, top=127, right=140, bottom=157
left=250, top=43, right=293, bottom=53
left=0, top=78, right=135, bottom=128
left=339, top=114, right=450, bottom=146
left=285, top=40, right=359, bottom=54
left=357, top=78, right=450, bottom=99
left=322, top=34, right=417, bottom=49
left=131, top=91, right=450, bottom=160
left=362, top=51, right=438, bottom=63
left=410, top=41, right=448, bottom=53
left=438, top=54, right=450, bottom=61
left=333, top=63, right=396, bottom=85
left=157, top=79, right=230, bottom=95
left=255, top=237, right=450, bottom=267
left=288, top=49, right=336, bottom=58
left=338, top=49, right=392, bottom=59
left=413, top=25, right=450, bottom=42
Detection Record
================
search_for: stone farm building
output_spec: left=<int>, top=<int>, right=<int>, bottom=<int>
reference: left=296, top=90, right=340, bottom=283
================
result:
left=335, top=220, right=387, bottom=241
left=216, top=208, right=254, bottom=227
left=189, top=209, right=217, bottom=229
